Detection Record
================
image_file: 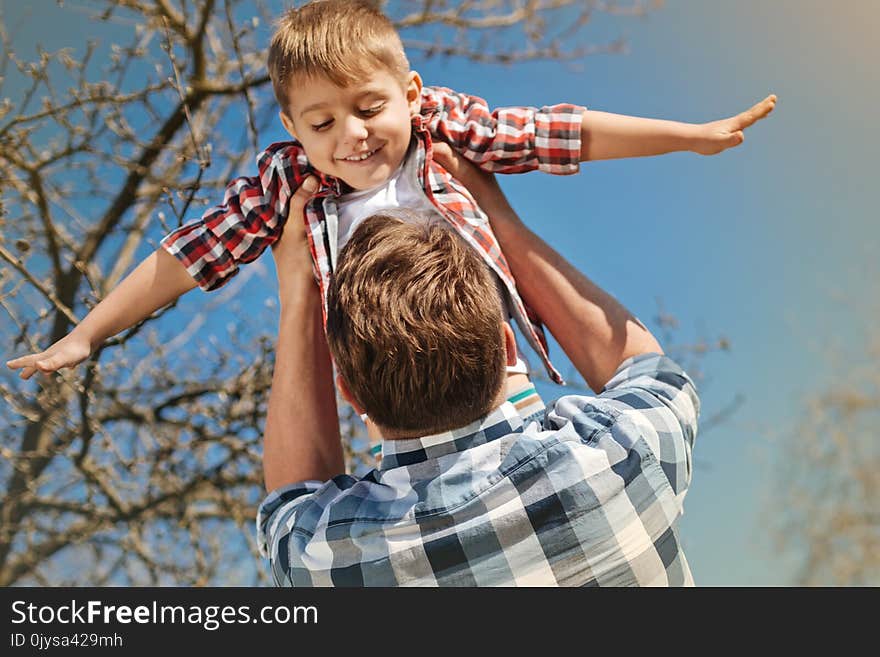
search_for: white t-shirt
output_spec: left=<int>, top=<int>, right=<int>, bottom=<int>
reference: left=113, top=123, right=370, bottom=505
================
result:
left=334, top=145, right=528, bottom=375
left=335, top=145, right=441, bottom=252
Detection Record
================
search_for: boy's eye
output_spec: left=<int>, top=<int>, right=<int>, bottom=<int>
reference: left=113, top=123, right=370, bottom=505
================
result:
left=360, top=104, right=384, bottom=116
left=311, top=119, right=333, bottom=131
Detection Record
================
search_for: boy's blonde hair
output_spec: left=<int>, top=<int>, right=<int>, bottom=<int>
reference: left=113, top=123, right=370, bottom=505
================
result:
left=326, top=214, right=507, bottom=437
left=268, top=0, right=410, bottom=112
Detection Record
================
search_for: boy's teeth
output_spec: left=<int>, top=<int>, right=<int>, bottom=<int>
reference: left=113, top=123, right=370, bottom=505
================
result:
left=343, top=150, right=374, bottom=161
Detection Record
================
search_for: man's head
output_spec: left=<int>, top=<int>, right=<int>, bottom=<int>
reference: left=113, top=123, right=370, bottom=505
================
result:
left=268, top=0, right=422, bottom=190
left=326, top=213, right=513, bottom=437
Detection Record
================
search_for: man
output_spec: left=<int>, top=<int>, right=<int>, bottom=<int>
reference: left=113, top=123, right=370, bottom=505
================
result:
left=257, top=145, right=700, bottom=586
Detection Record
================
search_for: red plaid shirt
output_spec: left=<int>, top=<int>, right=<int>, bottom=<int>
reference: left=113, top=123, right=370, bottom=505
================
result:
left=161, top=86, right=586, bottom=383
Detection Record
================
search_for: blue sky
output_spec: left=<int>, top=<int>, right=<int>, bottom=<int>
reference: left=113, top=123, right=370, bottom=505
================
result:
left=4, top=0, right=877, bottom=585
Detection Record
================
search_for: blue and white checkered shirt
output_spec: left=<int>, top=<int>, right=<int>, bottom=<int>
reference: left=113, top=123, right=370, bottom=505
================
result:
left=257, top=353, right=700, bottom=586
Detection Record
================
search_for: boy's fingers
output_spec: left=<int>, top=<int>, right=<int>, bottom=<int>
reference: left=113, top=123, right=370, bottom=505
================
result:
left=20, top=366, right=38, bottom=380
left=7, top=354, right=40, bottom=369
left=751, top=95, right=777, bottom=120
left=36, top=358, right=58, bottom=372
left=736, top=95, right=777, bottom=129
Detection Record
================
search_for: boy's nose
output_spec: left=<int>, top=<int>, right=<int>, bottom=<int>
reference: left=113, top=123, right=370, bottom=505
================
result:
left=341, top=115, right=369, bottom=144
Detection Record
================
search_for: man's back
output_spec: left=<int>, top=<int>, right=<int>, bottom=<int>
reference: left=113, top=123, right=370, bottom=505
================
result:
left=258, top=353, right=699, bottom=586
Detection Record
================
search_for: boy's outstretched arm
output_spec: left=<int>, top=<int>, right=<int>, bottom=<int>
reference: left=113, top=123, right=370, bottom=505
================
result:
left=580, top=94, right=777, bottom=161
left=6, top=249, right=197, bottom=380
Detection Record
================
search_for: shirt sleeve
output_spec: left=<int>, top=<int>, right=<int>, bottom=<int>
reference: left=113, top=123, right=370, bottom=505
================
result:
left=546, top=353, right=700, bottom=502
left=256, top=475, right=362, bottom=586
left=255, top=481, right=323, bottom=560
left=423, top=85, right=585, bottom=175
left=160, top=142, right=309, bottom=291
left=601, top=353, right=700, bottom=448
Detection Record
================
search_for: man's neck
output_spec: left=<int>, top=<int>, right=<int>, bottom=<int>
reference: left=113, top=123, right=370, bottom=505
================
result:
left=375, top=384, right=509, bottom=442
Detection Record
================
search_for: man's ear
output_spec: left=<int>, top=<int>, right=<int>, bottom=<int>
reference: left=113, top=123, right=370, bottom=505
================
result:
left=405, top=70, right=423, bottom=116
left=503, top=322, right=518, bottom=368
left=336, top=373, right=365, bottom=416
left=279, top=110, right=298, bottom=140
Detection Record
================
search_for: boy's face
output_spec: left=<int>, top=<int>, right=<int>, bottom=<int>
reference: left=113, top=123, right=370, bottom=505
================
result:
left=281, top=69, right=422, bottom=191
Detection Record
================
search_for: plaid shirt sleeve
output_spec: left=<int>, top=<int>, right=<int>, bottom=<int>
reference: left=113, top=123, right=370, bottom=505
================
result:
left=256, top=482, right=324, bottom=555
left=422, top=85, right=585, bottom=175
left=547, top=352, right=700, bottom=504
left=255, top=476, right=360, bottom=586
left=160, top=142, right=310, bottom=291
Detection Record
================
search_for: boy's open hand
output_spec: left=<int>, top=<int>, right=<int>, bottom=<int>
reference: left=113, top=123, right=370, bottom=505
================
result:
left=692, top=94, right=777, bottom=155
left=6, top=331, right=93, bottom=380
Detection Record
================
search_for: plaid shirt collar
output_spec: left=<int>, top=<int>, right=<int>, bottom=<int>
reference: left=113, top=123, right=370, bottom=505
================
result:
left=379, top=400, right=525, bottom=470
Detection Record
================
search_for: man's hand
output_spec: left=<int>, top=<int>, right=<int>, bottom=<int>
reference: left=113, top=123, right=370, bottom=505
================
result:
left=432, top=141, right=517, bottom=227
left=272, top=176, right=319, bottom=300
left=691, top=94, right=777, bottom=156
left=6, top=331, right=93, bottom=380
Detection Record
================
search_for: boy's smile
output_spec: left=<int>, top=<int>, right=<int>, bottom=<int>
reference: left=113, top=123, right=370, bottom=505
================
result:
left=281, top=69, right=422, bottom=191
left=336, top=143, right=383, bottom=164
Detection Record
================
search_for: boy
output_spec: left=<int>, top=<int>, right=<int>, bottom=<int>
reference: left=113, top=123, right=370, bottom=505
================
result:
left=7, top=1, right=775, bottom=420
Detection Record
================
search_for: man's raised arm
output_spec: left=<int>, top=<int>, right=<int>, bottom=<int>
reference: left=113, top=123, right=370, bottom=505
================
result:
left=433, top=144, right=661, bottom=393
left=262, top=177, right=343, bottom=492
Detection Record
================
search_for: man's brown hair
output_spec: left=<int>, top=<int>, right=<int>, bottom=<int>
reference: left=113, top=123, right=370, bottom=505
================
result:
left=326, top=213, right=507, bottom=436
left=268, top=0, right=410, bottom=111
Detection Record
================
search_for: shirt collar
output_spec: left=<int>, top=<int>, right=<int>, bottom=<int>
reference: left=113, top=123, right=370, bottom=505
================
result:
left=379, top=401, right=524, bottom=470
left=411, top=107, right=435, bottom=133
left=315, top=170, right=345, bottom=196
